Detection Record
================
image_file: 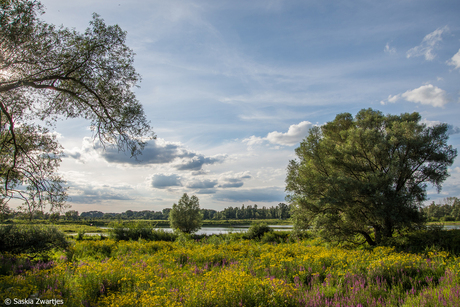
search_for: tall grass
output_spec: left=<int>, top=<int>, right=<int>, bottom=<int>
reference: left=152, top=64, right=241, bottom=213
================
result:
left=1, top=236, right=460, bottom=306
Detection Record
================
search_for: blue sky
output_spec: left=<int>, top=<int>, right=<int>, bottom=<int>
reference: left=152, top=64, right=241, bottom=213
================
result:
left=34, top=0, right=460, bottom=212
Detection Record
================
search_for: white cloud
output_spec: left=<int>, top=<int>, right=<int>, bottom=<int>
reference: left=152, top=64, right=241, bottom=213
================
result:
left=386, top=84, right=449, bottom=107
left=447, top=48, right=460, bottom=70
left=384, top=43, right=396, bottom=54
left=266, top=121, right=314, bottom=146
left=217, top=171, right=251, bottom=188
left=242, top=135, right=265, bottom=147
left=406, top=26, right=449, bottom=61
left=387, top=94, right=401, bottom=103
left=243, top=121, right=314, bottom=147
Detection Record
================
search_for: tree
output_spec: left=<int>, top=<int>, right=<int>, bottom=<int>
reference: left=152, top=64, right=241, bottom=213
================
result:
left=169, top=193, right=203, bottom=234
left=0, top=1, right=154, bottom=216
left=286, top=109, right=457, bottom=246
left=277, top=203, right=290, bottom=219
left=64, top=210, right=79, bottom=221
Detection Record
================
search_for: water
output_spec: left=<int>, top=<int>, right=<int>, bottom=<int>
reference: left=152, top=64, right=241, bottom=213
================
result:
left=154, top=225, right=293, bottom=235
left=441, top=225, right=460, bottom=230
left=74, top=225, right=293, bottom=236
left=75, top=224, right=460, bottom=236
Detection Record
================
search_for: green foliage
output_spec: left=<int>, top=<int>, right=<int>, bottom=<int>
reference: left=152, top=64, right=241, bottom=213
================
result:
left=2, top=238, right=459, bottom=306
left=245, top=222, right=273, bottom=240
left=76, top=230, right=85, bottom=241
left=384, top=227, right=460, bottom=255
left=0, top=0, right=154, bottom=216
left=421, top=197, right=460, bottom=222
left=0, top=224, right=69, bottom=255
left=169, top=193, right=203, bottom=234
left=109, top=221, right=176, bottom=242
left=260, top=231, right=292, bottom=244
left=286, top=108, right=457, bottom=246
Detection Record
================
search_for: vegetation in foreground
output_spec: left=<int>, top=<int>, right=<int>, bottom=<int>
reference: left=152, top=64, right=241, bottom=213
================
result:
left=1, top=225, right=460, bottom=306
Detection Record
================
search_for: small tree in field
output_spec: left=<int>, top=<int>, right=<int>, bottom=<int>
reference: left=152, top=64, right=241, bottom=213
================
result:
left=169, top=193, right=203, bottom=234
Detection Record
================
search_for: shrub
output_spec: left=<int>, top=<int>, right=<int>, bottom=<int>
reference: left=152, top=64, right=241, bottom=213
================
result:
left=245, top=222, right=272, bottom=240
left=260, top=230, right=291, bottom=244
left=109, top=221, right=176, bottom=241
left=383, top=226, right=460, bottom=255
left=0, top=225, right=69, bottom=255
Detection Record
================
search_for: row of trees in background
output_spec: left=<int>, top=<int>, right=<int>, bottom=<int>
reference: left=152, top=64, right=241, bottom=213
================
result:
left=421, top=197, right=460, bottom=222
left=2, top=203, right=292, bottom=222
left=6, top=198, right=460, bottom=223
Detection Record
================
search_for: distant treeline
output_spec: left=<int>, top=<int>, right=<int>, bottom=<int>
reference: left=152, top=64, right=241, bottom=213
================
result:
left=421, top=197, right=460, bottom=222
left=7, top=198, right=460, bottom=223
left=5, top=203, right=291, bottom=221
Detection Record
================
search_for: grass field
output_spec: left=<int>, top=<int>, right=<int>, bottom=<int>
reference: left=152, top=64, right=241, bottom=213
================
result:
left=1, top=231, right=460, bottom=307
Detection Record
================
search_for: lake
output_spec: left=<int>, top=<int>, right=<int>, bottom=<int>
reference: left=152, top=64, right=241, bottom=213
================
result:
left=78, top=224, right=460, bottom=236
left=155, top=225, right=293, bottom=235
left=79, top=225, right=293, bottom=236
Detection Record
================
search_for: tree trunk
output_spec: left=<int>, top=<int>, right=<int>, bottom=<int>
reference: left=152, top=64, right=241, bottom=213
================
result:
left=360, top=231, right=376, bottom=246
left=374, top=226, right=381, bottom=245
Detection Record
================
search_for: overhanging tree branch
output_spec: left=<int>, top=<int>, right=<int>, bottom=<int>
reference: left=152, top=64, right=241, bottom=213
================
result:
left=0, top=0, right=154, bottom=218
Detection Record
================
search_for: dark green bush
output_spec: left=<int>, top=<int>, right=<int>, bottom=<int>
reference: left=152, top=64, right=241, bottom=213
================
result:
left=383, top=226, right=460, bottom=255
left=0, top=225, right=69, bottom=255
left=109, top=221, right=176, bottom=241
left=245, top=222, right=273, bottom=240
left=260, top=230, right=292, bottom=244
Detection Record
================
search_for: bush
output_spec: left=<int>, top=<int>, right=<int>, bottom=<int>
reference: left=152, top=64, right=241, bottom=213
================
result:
left=0, top=225, right=69, bottom=255
left=260, top=231, right=292, bottom=244
left=245, top=222, right=273, bottom=240
left=109, top=221, right=176, bottom=241
left=383, top=226, right=460, bottom=255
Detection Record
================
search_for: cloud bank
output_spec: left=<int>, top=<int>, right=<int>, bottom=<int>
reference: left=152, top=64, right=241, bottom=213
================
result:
left=150, top=174, right=182, bottom=189
left=213, top=187, right=285, bottom=203
left=65, top=137, right=226, bottom=171
left=66, top=182, right=134, bottom=204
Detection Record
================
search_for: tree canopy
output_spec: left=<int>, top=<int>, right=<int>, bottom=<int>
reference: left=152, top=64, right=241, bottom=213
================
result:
left=169, top=193, right=203, bottom=234
left=286, top=108, right=457, bottom=246
left=0, top=0, right=154, bottom=217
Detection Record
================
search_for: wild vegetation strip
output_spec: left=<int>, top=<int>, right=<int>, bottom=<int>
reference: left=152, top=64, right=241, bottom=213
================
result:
left=1, top=236, right=460, bottom=306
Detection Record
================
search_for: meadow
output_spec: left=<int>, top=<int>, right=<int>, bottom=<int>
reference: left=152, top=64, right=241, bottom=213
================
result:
left=1, top=230, right=460, bottom=307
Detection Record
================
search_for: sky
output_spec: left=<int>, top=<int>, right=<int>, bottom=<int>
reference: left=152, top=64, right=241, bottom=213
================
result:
left=29, top=0, right=460, bottom=213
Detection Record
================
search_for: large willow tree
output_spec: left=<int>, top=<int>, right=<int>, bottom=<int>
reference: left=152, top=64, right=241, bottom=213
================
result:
left=0, top=0, right=154, bottom=218
left=286, top=108, right=457, bottom=246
